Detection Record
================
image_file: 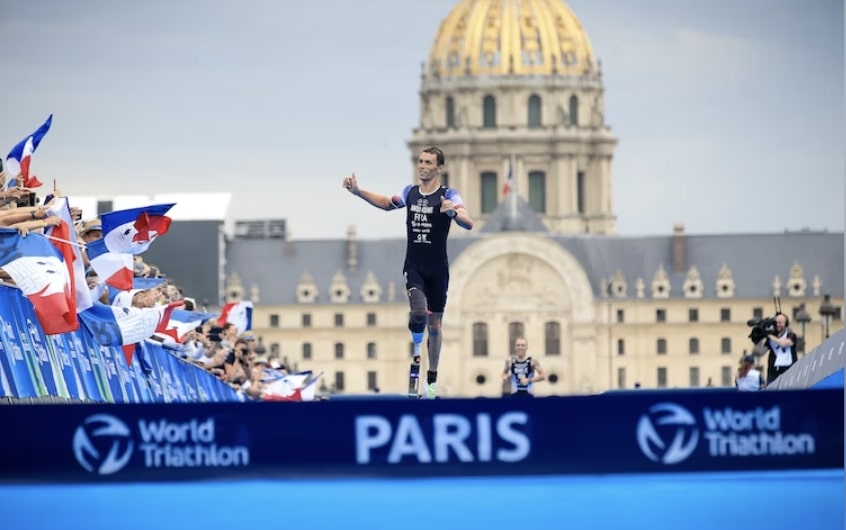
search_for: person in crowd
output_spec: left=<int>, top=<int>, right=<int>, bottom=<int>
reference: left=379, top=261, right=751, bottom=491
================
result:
left=736, top=354, right=765, bottom=391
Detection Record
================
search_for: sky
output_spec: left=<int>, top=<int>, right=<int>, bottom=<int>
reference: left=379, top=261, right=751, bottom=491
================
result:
left=1, top=0, right=843, bottom=240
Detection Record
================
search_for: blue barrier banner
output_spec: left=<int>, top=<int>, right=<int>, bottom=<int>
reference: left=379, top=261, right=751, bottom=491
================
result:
left=10, top=300, right=51, bottom=397
left=0, top=388, right=840, bottom=483
left=166, top=352, right=191, bottom=403
left=24, top=317, right=69, bottom=399
left=0, top=288, right=40, bottom=398
left=47, top=335, right=81, bottom=400
left=140, top=350, right=166, bottom=403
left=94, top=344, right=125, bottom=403
left=87, top=344, right=114, bottom=403
left=0, top=314, right=30, bottom=398
left=0, top=358, right=12, bottom=396
left=129, top=355, right=153, bottom=404
left=63, top=333, right=103, bottom=402
left=0, top=284, right=239, bottom=405
left=117, top=350, right=140, bottom=403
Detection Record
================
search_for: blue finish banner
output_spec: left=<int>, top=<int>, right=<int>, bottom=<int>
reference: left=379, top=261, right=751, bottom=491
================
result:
left=0, top=388, right=840, bottom=483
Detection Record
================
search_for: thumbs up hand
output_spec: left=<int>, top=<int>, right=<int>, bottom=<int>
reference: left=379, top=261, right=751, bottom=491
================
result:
left=440, top=195, right=456, bottom=218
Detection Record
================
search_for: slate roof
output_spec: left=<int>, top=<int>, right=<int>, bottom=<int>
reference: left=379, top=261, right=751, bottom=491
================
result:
left=479, top=194, right=549, bottom=234
left=225, top=226, right=844, bottom=306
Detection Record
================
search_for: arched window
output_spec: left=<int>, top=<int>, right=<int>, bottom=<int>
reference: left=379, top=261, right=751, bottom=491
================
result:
left=473, top=322, right=488, bottom=357
left=480, top=172, right=498, bottom=213
left=689, top=338, right=700, bottom=355
left=445, top=96, right=455, bottom=128
left=483, top=95, right=497, bottom=128
left=508, top=322, right=524, bottom=353
left=576, top=170, right=586, bottom=214
left=528, top=94, right=542, bottom=127
left=544, top=322, right=560, bottom=355
left=528, top=171, right=546, bottom=213
left=568, top=94, right=578, bottom=126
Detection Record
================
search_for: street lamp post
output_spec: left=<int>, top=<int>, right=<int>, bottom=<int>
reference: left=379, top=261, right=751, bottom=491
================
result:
left=794, top=303, right=811, bottom=355
left=819, top=294, right=836, bottom=340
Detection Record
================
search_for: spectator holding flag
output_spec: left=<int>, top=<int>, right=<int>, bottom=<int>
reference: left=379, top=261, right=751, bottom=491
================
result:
left=0, top=205, right=61, bottom=236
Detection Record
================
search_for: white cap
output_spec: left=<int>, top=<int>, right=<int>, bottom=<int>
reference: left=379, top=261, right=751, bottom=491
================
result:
left=112, top=289, right=143, bottom=308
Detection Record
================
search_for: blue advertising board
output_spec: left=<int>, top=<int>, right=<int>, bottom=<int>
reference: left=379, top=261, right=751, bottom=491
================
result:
left=0, top=388, right=840, bottom=483
left=0, top=285, right=237, bottom=405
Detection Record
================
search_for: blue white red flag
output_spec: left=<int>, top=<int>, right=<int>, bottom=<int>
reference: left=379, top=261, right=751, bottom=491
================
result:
left=78, top=300, right=182, bottom=363
left=0, top=228, right=76, bottom=334
left=218, top=301, right=253, bottom=332
left=46, top=197, right=92, bottom=313
left=158, top=309, right=215, bottom=343
left=263, top=371, right=322, bottom=402
left=6, top=114, right=52, bottom=189
left=502, top=158, right=513, bottom=196
left=98, top=203, right=175, bottom=255
left=86, top=238, right=133, bottom=291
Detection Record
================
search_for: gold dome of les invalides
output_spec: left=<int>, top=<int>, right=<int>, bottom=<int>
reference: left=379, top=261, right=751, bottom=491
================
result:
left=428, top=0, right=596, bottom=78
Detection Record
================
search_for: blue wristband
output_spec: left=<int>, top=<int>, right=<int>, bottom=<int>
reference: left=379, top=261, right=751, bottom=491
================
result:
left=447, top=210, right=456, bottom=218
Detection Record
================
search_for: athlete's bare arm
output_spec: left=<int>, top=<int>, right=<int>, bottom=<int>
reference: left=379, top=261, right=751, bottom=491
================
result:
left=501, top=358, right=512, bottom=380
left=342, top=173, right=395, bottom=210
left=531, top=358, right=546, bottom=383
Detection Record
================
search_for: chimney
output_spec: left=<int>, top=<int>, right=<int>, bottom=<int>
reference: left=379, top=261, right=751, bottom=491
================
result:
left=283, top=225, right=295, bottom=257
left=346, top=225, right=358, bottom=270
left=672, top=222, right=685, bottom=274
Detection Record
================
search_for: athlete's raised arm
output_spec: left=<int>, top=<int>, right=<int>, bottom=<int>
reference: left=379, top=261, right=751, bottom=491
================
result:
left=342, top=173, right=396, bottom=211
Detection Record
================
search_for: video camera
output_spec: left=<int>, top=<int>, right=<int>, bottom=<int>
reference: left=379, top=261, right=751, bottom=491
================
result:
left=208, top=326, right=224, bottom=343
left=746, top=316, right=777, bottom=344
left=746, top=296, right=782, bottom=344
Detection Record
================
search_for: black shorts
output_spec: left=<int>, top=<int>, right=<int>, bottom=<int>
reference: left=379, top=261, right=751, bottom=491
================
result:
left=511, top=390, right=534, bottom=397
left=403, top=264, right=449, bottom=313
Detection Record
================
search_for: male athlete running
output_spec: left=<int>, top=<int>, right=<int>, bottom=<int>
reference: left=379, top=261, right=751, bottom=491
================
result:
left=502, top=337, right=545, bottom=397
left=343, top=146, right=473, bottom=398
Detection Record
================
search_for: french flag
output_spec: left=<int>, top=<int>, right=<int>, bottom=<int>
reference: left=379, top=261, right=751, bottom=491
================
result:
left=502, top=158, right=513, bottom=196
left=46, top=197, right=93, bottom=313
left=78, top=300, right=182, bottom=364
left=218, top=301, right=253, bottom=332
left=6, top=114, right=52, bottom=189
left=87, top=238, right=134, bottom=291
left=99, top=203, right=175, bottom=255
left=263, top=371, right=322, bottom=402
left=106, top=277, right=166, bottom=306
left=158, top=309, right=215, bottom=343
left=0, top=228, right=76, bottom=335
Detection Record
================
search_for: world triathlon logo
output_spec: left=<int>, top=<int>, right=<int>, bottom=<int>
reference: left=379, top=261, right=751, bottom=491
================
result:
left=636, top=403, right=699, bottom=465
left=73, top=414, right=134, bottom=475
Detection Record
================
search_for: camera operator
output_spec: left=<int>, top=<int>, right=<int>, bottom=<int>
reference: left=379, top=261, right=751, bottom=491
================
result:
left=765, top=313, right=797, bottom=385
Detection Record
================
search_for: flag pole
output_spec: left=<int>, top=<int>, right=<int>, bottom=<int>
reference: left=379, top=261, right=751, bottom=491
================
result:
left=510, top=153, right=517, bottom=220
left=41, top=233, right=87, bottom=250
